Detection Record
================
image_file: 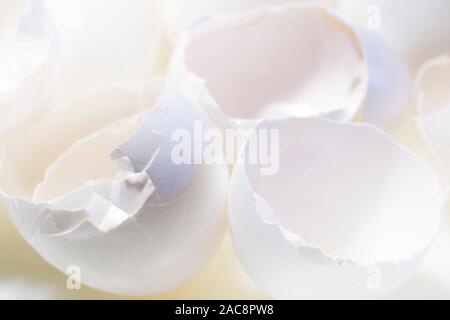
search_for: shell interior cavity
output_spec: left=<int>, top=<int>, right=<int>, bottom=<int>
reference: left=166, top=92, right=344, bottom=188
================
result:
left=162, top=0, right=337, bottom=45
left=170, top=4, right=368, bottom=128
left=0, top=82, right=228, bottom=296
left=229, top=118, right=444, bottom=299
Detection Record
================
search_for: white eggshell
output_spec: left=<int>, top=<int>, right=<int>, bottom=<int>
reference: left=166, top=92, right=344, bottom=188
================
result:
left=228, top=118, right=443, bottom=299
left=162, top=0, right=336, bottom=45
left=415, top=55, right=450, bottom=187
left=337, top=0, right=450, bottom=73
left=357, top=28, right=412, bottom=131
left=0, top=0, right=59, bottom=136
left=390, top=218, right=450, bottom=299
left=169, top=4, right=368, bottom=130
left=0, top=83, right=228, bottom=296
left=44, top=0, right=163, bottom=99
left=0, top=0, right=29, bottom=31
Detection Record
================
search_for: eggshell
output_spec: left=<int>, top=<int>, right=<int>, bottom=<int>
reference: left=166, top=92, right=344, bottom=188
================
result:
left=0, top=0, right=29, bottom=31
left=356, top=28, right=412, bottom=131
left=169, top=4, right=368, bottom=130
left=162, top=0, right=336, bottom=45
left=0, top=0, right=59, bottom=136
left=415, top=55, right=450, bottom=187
left=228, top=118, right=443, bottom=299
left=0, top=82, right=228, bottom=296
left=44, top=0, right=164, bottom=99
left=170, top=4, right=412, bottom=132
left=337, top=0, right=450, bottom=73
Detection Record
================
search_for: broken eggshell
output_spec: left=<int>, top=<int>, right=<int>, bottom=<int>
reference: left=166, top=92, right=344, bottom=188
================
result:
left=0, top=0, right=59, bottom=136
left=228, top=118, right=444, bottom=299
left=162, top=0, right=337, bottom=46
left=169, top=4, right=368, bottom=130
left=169, top=3, right=412, bottom=132
left=45, top=0, right=164, bottom=99
left=415, top=55, right=450, bottom=187
left=337, top=0, right=450, bottom=73
left=0, top=82, right=229, bottom=296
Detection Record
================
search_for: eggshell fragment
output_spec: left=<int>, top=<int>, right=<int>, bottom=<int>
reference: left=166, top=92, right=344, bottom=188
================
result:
left=228, top=118, right=443, bottom=299
left=0, top=83, right=228, bottom=296
left=0, top=0, right=59, bottom=136
left=415, top=55, right=450, bottom=187
left=162, top=0, right=336, bottom=45
left=170, top=3, right=414, bottom=133
left=45, top=0, right=163, bottom=99
left=337, top=0, right=450, bottom=73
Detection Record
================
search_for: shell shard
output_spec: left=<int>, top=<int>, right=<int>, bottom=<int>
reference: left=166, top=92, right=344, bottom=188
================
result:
left=0, top=83, right=228, bottom=296
left=112, top=89, right=200, bottom=205
left=228, top=118, right=443, bottom=299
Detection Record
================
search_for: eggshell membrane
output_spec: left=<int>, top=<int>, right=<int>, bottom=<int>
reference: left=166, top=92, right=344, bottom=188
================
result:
left=162, top=0, right=336, bottom=45
left=0, top=83, right=228, bottom=296
left=0, top=0, right=59, bottom=136
left=169, top=4, right=368, bottom=129
left=32, top=115, right=142, bottom=203
left=337, top=0, right=450, bottom=73
left=228, top=118, right=443, bottom=299
left=415, top=55, right=450, bottom=187
left=45, top=0, right=163, bottom=99
left=0, top=84, right=153, bottom=198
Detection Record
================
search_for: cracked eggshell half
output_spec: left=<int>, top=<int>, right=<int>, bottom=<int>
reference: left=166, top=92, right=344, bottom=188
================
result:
left=415, top=55, right=450, bottom=188
left=162, top=0, right=336, bottom=46
left=0, top=82, right=229, bottom=296
left=169, top=4, right=411, bottom=132
left=228, top=118, right=444, bottom=299
left=45, top=0, right=164, bottom=99
left=337, top=0, right=450, bottom=73
left=0, top=0, right=59, bottom=136
left=169, top=4, right=369, bottom=130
